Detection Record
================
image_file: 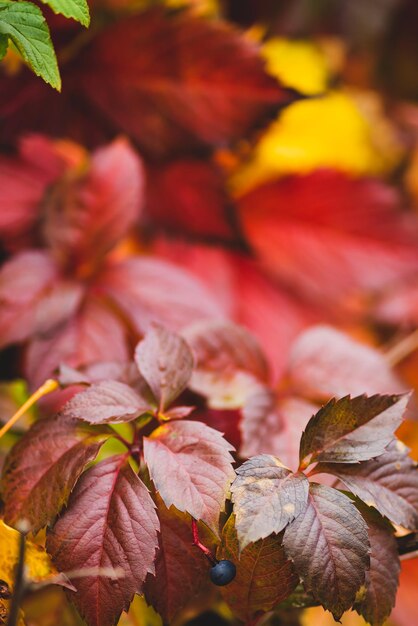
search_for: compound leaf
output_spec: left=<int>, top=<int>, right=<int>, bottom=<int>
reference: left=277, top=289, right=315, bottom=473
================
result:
left=144, top=420, right=235, bottom=534
left=1, top=415, right=109, bottom=532
left=47, top=455, right=159, bottom=626
left=230, top=454, right=309, bottom=549
left=283, top=483, right=370, bottom=621
left=299, top=393, right=409, bottom=467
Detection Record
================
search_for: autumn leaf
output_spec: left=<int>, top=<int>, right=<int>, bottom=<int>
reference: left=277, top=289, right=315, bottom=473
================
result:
left=353, top=503, right=400, bottom=626
left=218, top=516, right=298, bottom=622
left=61, top=380, right=151, bottom=424
left=144, top=496, right=216, bottom=624
left=283, top=483, right=370, bottom=621
left=316, top=440, right=418, bottom=530
left=230, top=455, right=309, bottom=549
left=47, top=455, right=159, bottom=626
left=144, top=420, right=235, bottom=533
left=1, top=415, right=110, bottom=531
left=135, top=325, right=194, bottom=411
left=299, top=393, right=409, bottom=468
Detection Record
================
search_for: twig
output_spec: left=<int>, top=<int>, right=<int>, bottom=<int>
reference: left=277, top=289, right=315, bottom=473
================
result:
left=191, top=519, right=218, bottom=566
left=0, top=379, right=59, bottom=440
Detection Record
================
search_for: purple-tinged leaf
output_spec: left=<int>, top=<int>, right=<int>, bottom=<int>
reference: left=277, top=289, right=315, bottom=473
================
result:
left=219, top=516, right=298, bottom=622
left=135, top=325, right=194, bottom=411
left=239, top=384, right=280, bottom=458
left=144, top=495, right=215, bottom=624
left=47, top=455, right=159, bottom=626
left=287, top=325, right=405, bottom=401
left=299, top=393, right=409, bottom=468
left=163, top=406, right=195, bottom=420
left=230, top=455, right=309, bottom=550
left=183, top=320, right=269, bottom=383
left=283, top=483, right=370, bottom=621
left=1, top=415, right=110, bottom=532
left=354, top=503, right=400, bottom=626
left=144, top=420, right=235, bottom=534
left=316, top=440, right=418, bottom=530
left=61, top=380, right=151, bottom=424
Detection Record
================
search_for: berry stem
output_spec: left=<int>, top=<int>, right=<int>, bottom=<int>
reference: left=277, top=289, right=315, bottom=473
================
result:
left=191, top=519, right=218, bottom=566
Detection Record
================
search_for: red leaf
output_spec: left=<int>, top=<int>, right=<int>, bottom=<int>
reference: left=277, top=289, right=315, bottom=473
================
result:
left=287, top=325, right=405, bottom=401
left=25, top=297, right=129, bottom=389
left=144, top=496, right=215, bottom=624
left=0, top=251, right=83, bottom=349
left=354, top=504, right=400, bottom=626
left=316, top=440, right=418, bottom=530
left=283, top=483, right=370, bottom=621
left=1, top=415, right=109, bottom=532
left=145, top=159, right=235, bottom=240
left=183, top=319, right=269, bottom=383
left=299, top=393, right=409, bottom=467
left=230, top=455, right=309, bottom=549
left=43, top=138, right=144, bottom=269
left=238, top=171, right=418, bottom=301
left=61, top=380, right=151, bottom=424
left=135, top=325, right=194, bottom=411
left=47, top=455, right=159, bottom=626
left=144, top=420, right=235, bottom=533
left=98, top=256, right=224, bottom=334
left=80, top=10, right=293, bottom=158
left=219, top=516, right=298, bottom=622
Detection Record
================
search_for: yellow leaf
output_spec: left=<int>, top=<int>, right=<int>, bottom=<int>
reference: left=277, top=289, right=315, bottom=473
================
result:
left=117, top=595, right=162, bottom=626
left=262, top=38, right=330, bottom=95
left=231, top=91, right=403, bottom=194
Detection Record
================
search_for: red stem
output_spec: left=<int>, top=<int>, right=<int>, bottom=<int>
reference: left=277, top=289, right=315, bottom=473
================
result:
left=191, top=519, right=218, bottom=566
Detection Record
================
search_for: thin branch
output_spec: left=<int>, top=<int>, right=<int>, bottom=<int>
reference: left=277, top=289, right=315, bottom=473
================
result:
left=0, top=379, right=59, bottom=440
left=385, top=329, right=418, bottom=366
left=191, top=519, right=218, bottom=566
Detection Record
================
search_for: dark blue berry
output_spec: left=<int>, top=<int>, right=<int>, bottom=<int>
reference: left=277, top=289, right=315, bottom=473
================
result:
left=209, top=560, right=236, bottom=586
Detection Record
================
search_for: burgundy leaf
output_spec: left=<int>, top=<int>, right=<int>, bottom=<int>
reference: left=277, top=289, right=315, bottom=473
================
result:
left=135, top=325, right=194, bottom=411
left=283, top=483, right=370, bottom=621
left=219, top=516, right=298, bottom=622
left=316, top=440, right=418, bottom=530
left=183, top=319, right=269, bottom=383
left=145, top=159, right=235, bottom=240
left=61, top=380, right=151, bottom=424
left=287, top=325, right=405, bottom=401
left=98, top=257, right=224, bottom=334
left=47, top=455, right=159, bottom=626
left=230, top=455, right=309, bottom=549
left=80, top=10, right=294, bottom=158
left=25, top=298, right=129, bottom=389
left=299, top=393, right=409, bottom=468
left=144, top=420, right=235, bottom=533
left=1, top=415, right=110, bottom=532
left=43, top=138, right=144, bottom=268
left=144, top=495, right=216, bottom=624
left=354, top=504, right=400, bottom=626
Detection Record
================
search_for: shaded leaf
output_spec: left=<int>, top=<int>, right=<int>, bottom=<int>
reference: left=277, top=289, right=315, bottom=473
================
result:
left=145, top=159, right=235, bottom=240
left=299, top=393, right=409, bottom=468
left=0, top=1, right=60, bottom=89
left=135, top=325, right=194, bottom=411
left=230, top=455, right=309, bottom=549
left=316, top=440, right=418, bottom=530
left=61, top=380, right=151, bottom=424
left=144, top=420, right=235, bottom=533
left=43, top=138, right=144, bottom=269
left=80, top=10, right=294, bottom=158
left=98, top=257, right=224, bottom=335
left=1, top=415, right=110, bottom=531
left=283, top=483, right=370, bottom=621
left=219, top=516, right=298, bottom=622
left=144, top=496, right=216, bottom=624
left=47, top=455, right=159, bottom=626
left=287, top=325, right=405, bottom=402
left=354, top=504, right=400, bottom=626
left=238, top=171, right=418, bottom=302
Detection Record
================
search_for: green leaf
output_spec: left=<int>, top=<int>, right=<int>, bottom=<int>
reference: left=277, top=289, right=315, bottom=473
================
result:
left=0, top=1, right=61, bottom=90
left=39, top=0, right=89, bottom=27
left=0, top=32, right=7, bottom=58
